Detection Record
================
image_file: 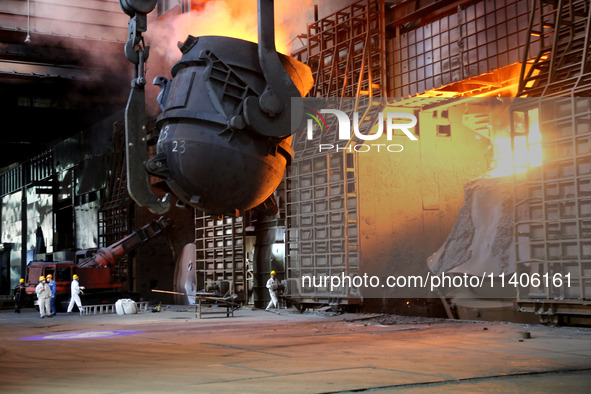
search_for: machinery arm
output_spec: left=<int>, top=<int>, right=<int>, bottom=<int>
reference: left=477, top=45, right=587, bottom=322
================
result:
left=120, top=0, right=170, bottom=214
left=243, top=0, right=305, bottom=138
left=77, top=218, right=170, bottom=269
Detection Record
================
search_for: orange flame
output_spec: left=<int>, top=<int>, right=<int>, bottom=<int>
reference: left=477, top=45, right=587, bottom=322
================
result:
left=148, top=0, right=313, bottom=65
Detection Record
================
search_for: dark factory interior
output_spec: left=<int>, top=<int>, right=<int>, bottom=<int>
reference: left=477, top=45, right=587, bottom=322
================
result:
left=1, top=0, right=591, bottom=391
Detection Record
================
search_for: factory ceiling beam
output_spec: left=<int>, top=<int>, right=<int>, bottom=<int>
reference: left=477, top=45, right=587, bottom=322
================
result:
left=0, top=59, right=104, bottom=81
left=389, top=0, right=472, bottom=26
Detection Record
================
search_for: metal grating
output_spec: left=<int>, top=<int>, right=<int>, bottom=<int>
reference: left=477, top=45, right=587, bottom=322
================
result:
left=513, top=0, right=591, bottom=322
left=513, top=98, right=591, bottom=319
left=287, top=0, right=387, bottom=303
left=518, top=0, right=591, bottom=97
left=286, top=148, right=359, bottom=299
left=0, top=151, right=54, bottom=197
left=298, top=0, right=387, bottom=99
left=98, top=120, right=131, bottom=286
left=194, top=212, right=246, bottom=300
left=286, top=100, right=365, bottom=301
left=389, top=0, right=534, bottom=97
left=98, top=121, right=131, bottom=248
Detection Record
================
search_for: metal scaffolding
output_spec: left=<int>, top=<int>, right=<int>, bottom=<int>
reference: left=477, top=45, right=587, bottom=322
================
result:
left=301, top=0, right=386, bottom=99
left=513, top=0, right=591, bottom=323
left=389, top=0, right=532, bottom=98
left=286, top=0, right=388, bottom=307
left=518, top=0, right=591, bottom=97
left=0, top=151, right=54, bottom=198
left=98, top=121, right=132, bottom=288
left=513, top=97, right=591, bottom=323
left=98, top=121, right=131, bottom=248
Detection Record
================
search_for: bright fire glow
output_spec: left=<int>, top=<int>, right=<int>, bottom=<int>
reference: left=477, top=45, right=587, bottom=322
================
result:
left=488, top=108, right=542, bottom=178
left=148, top=0, right=313, bottom=64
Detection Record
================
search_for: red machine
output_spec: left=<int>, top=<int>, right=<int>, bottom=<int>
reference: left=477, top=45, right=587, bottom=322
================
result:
left=25, top=218, right=169, bottom=307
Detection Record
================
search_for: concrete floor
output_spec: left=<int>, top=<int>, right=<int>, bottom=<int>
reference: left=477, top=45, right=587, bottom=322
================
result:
left=1, top=306, right=590, bottom=393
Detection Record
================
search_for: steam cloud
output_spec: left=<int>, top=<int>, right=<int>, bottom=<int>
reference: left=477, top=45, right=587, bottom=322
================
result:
left=145, top=0, right=314, bottom=68
left=146, top=0, right=315, bottom=115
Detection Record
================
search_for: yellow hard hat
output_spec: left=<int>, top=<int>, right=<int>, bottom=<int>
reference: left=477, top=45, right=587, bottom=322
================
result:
left=46, top=274, right=52, bottom=279
left=19, top=278, right=24, bottom=283
left=39, top=276, right=45, bottom=281
left=270, top=270, right=276, bottom=275
left=73, top=274, right=79, bottom=280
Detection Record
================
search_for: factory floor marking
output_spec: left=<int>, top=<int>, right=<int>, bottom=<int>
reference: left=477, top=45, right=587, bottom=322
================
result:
left=19, top=330, right=145, bottom=341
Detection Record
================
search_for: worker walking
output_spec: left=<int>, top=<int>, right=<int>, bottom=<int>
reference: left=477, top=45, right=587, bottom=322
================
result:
left=67, top=274, right=85, bottom=314
left=47, top=274, right=57, bottom=316
left=35, top=276, right=51, bottom=319
left=265, top=271, right=280, bottom=311
left=13, top=278, right=26, bottom=313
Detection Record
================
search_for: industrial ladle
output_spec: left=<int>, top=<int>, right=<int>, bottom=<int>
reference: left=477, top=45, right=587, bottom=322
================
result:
left=119, top=0, right=312, bottom=216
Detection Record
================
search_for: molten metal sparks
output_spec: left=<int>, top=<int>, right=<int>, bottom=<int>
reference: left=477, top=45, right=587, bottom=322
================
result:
left=489, top=108, right=542, bottom=178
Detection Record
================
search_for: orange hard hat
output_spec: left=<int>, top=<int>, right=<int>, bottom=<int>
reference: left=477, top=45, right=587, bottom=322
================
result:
left=46, top=274, right=53, bottom=279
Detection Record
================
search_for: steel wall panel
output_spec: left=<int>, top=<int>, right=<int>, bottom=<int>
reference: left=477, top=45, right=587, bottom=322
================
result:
left=515, top=98, right=591, bottom=308
left=389, top=0, right=533, bottom=97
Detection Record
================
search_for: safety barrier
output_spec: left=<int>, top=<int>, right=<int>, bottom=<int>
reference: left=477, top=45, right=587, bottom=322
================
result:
left=79, top=301, right=150, bottom=316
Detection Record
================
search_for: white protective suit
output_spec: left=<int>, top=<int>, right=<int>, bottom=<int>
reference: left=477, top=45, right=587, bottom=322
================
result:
left=266, top=276, right=280, bottom=310
left=35, top=281, right=51, bottom=318
left=67, top=279, right=85, bottom=313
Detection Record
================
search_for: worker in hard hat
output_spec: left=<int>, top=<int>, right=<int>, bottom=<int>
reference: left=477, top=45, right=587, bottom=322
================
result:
left=265, top=270, right=280, bottom=311
left=67, top=274, right=85, bottom=314
left=35, top=276, right=51, bottom=318
left=46, top=274, right=57, bottom=316
left=13, top=278, right=26, bottom=313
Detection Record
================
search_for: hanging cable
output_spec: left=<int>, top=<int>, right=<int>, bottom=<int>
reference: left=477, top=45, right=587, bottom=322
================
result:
left=24, top=0, right=31, bottom=43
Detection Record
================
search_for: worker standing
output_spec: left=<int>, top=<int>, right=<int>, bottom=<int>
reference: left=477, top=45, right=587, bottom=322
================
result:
left=67, top=274, right=85, bottom=314
left=13, top=278, right=26, bottom=313
left=265, top=271, right=280, bottom=311
left=35, top=276, right=51, bottom=319
left=47, top=274, right=57, bottom=316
